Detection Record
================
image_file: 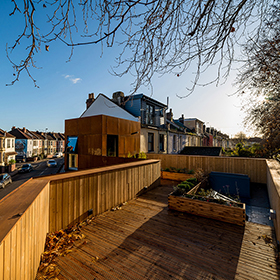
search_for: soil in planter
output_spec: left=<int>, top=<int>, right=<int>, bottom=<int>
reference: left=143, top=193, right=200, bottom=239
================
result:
left=173, top=178, right=243, bottom=208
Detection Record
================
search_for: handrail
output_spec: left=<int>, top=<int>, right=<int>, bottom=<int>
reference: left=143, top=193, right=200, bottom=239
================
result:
left=0, top=159, right=161, bottom=280
left=1, top=156, right=279, bottom=280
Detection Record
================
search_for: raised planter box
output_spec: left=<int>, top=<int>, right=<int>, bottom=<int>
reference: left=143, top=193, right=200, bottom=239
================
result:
left=161, top=171, right=195, bottom=181
left=168, top=182, right=246, bottom=226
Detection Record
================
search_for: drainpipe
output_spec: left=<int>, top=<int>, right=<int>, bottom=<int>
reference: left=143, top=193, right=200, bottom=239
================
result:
left=167, top=130, right=169, bottom=154
left=0, top=137, right=4, bottom=167
left=178, top=133, right=179, bottom=153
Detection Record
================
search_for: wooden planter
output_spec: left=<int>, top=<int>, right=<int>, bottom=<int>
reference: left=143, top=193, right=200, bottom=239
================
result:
left=6, top=164, right=16, bottom=172
left=168, top=182, right=246, bottom=226
left=161, top=171, right=195, bottom=181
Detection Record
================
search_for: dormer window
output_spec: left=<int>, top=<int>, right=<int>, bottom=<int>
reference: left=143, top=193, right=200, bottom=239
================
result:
left=146, top=104, right=154, bottom=125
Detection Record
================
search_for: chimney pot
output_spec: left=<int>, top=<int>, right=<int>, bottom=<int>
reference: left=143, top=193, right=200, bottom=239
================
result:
left=86, top=93, right=95, bottom=109
left=179, top=114, right=184, bottom=124
left=166, top=108, right=173, bottom=121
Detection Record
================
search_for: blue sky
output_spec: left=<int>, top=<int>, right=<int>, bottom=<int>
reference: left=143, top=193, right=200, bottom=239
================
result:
left=0, top=3, right=247, bottom=138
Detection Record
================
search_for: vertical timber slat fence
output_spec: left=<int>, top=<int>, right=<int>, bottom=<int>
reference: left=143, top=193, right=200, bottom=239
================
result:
left=147, top=154, right=267, bottom=184
left=0, top=160, right=160, bottom=280
left=2, top=156, right=280, bottom=279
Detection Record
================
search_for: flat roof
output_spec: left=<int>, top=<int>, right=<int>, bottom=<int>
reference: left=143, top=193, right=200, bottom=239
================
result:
left=36, top=182, right=280, bottom=279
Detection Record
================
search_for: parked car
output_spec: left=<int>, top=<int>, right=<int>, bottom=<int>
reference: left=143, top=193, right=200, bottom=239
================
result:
left=47, top=159, right=57, bottom=167
left=16, top=155, right=26, bottom=163
left=53, top=152, right=63, bottom=158
left=0, top=173, right=12, bottom=188
left=19, top=164, right=33, bottom=173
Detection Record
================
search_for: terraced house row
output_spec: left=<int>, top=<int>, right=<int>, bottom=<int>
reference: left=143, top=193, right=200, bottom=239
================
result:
left=0, top=127, right=64, bottom=172
left=64, top=92, right=234, bottom=170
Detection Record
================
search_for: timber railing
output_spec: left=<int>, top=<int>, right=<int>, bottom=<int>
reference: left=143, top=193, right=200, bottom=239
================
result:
left=2, top=155, right=280, bottom=279
left=266, top=160, right=280, bottom=242
left=0, top=159, right=161, bottom=280
left=147, top=154, right=280, bottom=242
left=147, top=154, right=267, bottom=184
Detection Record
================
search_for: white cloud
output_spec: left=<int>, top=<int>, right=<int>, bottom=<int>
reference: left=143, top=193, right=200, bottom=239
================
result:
left=63, top=74, right=82, bottom=84
left=70, top=78, right=82, bottom=84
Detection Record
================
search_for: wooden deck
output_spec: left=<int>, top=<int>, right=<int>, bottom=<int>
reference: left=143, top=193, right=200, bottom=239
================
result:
left=37, top=181, right=280, bottom=279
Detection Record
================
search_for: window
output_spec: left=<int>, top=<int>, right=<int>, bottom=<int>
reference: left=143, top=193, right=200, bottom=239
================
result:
left=68, top=154, right=78, bottom=170
left=7, top=139, right=10, bottom=148
left=173, top=135, right=176, bottom=151
left=145, top=104, right=155, bottom=125
left=159, top=134, right=164, bottom=151
left=107, top=135, right=118, bottom=157
left=66, top=136, right=78, bottom=153
left=12, top=139, right=14, bottom=148
left=148, top=133, right=154, bottom=152
left=179, top=136, right=182, bottom=150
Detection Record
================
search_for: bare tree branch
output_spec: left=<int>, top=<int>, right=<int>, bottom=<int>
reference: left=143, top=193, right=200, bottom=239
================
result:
left=6, top=0, right=271, bottom=92
left=236, top=3, right=280, bottom=156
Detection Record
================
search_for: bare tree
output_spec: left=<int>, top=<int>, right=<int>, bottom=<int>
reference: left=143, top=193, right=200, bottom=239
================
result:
left=7, top=0, right=271, bottom=91
left=234, top=131, right=247, bottom=142
left=237, top=3, right=280, bottom=157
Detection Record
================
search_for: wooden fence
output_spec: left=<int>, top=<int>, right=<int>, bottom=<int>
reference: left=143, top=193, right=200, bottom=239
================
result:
left=1, top=155, right=280, bottom=280
left=47, top=160, right=161, bottom=231
left=0, top=179, right=50, bottom=280
left=147, top=154, right=267, bottom=184
left=0, top=160, right=160, bottom=280
left=266, top=160, right=280, bottom=242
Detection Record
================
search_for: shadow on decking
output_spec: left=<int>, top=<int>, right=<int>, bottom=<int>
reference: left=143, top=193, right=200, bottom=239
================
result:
left=100, top=210, right=245, bottom=279
left=38, top=181, right=280, bottom=280
left=98, top=185, right=244, bottom=279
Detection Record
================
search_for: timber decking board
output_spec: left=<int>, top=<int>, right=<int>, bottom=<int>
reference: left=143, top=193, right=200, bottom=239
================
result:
left=36, top=183, right=280, bottom=280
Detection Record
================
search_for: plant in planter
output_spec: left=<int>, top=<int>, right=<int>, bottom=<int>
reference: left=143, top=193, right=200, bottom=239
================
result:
left=7, top=159, right=16, bottom=172
left=8, top=159, right=16, bottom=165
left=184, top=188, right=243, bottom=208
left=168, top=175, right=246, bottom=226
left=173, top=178, right=198, bottom=195
left=161, top=167, right=198, bottom=181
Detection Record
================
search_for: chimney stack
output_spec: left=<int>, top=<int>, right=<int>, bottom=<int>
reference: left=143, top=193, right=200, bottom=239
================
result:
left=23, top=127, right=26, bottom=133
left=112, top=91, right=125, bottom=106
left=179, top=114, right=184, bottom=124
left=11, top=126, right=15, bottom=131
left=166, top=108, right=173, bottom=121
left=86, top=93, right=95, bottom=109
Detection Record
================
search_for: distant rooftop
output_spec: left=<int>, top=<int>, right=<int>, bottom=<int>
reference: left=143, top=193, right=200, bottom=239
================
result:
left=126, top=93, right=167, bottom=107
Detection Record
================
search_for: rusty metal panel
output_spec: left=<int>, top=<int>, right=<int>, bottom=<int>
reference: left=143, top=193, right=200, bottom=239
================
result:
left=130, top=121, right=141, bottom=134
left=78, top=116, right=102, bottom=135
left=102, top=134, right=107, bottom=156
left=88, top=134, right=102, bottom=155
left=106, top=116, right=119, bottom=135
left=118, top=136, right=126, bottom=157
left=65, top=118, right=79, bottom=136
left=120, top=119, right=131, bottom=135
